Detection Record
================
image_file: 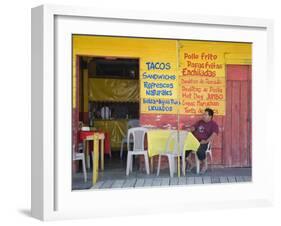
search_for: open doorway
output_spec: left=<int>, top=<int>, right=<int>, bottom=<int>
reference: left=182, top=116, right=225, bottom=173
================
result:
left=73, top=56, right=140, bottom=189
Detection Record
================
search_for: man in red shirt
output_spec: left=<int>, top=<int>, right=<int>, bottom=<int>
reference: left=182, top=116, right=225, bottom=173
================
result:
left=186, top=108, right=219, bottom=174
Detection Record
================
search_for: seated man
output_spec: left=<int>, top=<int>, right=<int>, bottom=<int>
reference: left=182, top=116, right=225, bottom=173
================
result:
left=185, top=108, right=219, bottom=174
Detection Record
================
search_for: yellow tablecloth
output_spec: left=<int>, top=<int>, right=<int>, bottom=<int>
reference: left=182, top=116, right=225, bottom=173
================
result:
left=147, top=130, right=200, bottom=157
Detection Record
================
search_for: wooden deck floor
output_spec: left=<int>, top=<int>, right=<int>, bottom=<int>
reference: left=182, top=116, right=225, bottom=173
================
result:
left=72, top=164, right=252, bottom=190
left=90, top=175, right=251, bottom=190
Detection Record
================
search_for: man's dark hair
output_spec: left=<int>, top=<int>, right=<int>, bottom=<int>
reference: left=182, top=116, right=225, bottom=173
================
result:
left=205, top=108, right=214, bottom=118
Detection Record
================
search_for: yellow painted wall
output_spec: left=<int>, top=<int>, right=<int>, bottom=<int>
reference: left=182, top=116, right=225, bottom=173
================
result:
left=72, top=35, right=251, bottom=115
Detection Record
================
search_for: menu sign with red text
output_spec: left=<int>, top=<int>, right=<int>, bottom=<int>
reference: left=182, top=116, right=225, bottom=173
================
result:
left=179, top=41, right=226, bottom=115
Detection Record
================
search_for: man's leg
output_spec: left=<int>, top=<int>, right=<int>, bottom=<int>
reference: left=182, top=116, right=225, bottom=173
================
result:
left=196, top=144, right=208, bottom=173
left=185, top=150, right=195, bottom=171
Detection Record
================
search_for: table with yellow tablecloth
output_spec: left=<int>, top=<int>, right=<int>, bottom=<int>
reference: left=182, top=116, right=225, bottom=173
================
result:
left=146, top=129, right=200, bottom=176
left=147, top=129, right=200, bottom=157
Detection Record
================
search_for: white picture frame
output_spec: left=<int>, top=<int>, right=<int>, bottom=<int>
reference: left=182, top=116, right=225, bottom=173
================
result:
left=31, top=4, right=274, bottom=221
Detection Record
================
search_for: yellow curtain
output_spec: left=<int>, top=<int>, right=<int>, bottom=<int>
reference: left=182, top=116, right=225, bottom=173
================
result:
left=88, top=78, right=139, bottom=102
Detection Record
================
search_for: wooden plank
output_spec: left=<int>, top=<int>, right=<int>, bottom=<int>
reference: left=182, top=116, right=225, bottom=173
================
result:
left=143, top=178, right=153, bottom=187
left=231, top=81, right=241, bottom=166
left=123, top=179, right=136, bottom=188
left=135, top=178, right=145, bottom=187
left=178, top=177, right=187, bottom=185
left=91, top=181, right=104, bottom=189
left=100, top=180, right=114, bottom=189
left=186, top=177, right=195, bottom=185
left=240, top=80, right=249, bottom=167
left=170, top=177, right=179, bottom=186
left=161, top=178, right=170, bottom=186
left=202, top=176, right=211, bottom=184
left=235, top=176, right=244, bottom=183
left=248, top=66, right=252, bottom=166
left=228, top=176, right=236, bottom=183
left=211, top=177, right=220, bottom=183
left=152, top=178, right=162, bottom=186
left=224, top=79, right=232, bottom=166
left=243, top=176, right=252, bottom=182
left=111, top=179, right=125, bottom=188
left=219, top=176, right=228, bottom=183
left=194, top=177, right=203, bottom=184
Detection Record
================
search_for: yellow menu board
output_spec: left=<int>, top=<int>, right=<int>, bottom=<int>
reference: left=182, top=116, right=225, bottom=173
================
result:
left=138, top=39, right=180, bottom=115
left=140, top=57, right=180, bottom=114
left=179, top=41, right=226, bottom=115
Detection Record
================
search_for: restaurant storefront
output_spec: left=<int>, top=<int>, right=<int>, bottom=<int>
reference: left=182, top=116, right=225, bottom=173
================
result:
left=72, top=35, right=252, bottom=172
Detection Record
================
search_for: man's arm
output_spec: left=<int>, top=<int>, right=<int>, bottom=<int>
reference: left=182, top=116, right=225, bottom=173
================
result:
left=186, top=121, right=199, bottom=132
left=186, top=126, right=195, bottom=132
left=200, top=132, right=217, bottom=144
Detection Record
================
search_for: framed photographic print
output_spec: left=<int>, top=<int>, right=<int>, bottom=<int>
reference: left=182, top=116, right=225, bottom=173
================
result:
left=31, top=4, right=274, bottom=221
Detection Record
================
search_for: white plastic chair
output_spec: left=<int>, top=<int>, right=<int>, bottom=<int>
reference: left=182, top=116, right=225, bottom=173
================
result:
left=73, top=144, right=87, bottom=182
left=120, top=119, right=140, bottom=159
left=126, top=127, right=150, bottom=176
left=190, top=142, right=213, bottom=174
left=205, top=142, right=213, bottom=171
left=78, top=142, right=91, bottom=169
left=157, top=131, right=188, bottom=178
